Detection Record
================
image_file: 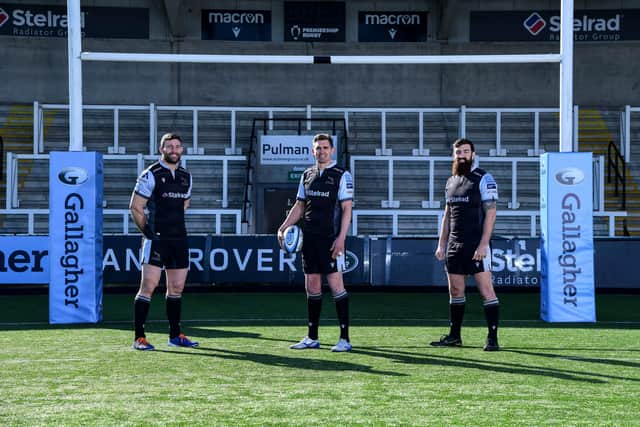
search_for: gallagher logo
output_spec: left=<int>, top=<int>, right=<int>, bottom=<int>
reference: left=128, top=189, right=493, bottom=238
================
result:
left=555, top=167, right=585, bottom=186
left=58, top=167, right=89, bottom=186
left=523, top=12, right=546, bottom=35
left=0, top=8, right=9, bottom=27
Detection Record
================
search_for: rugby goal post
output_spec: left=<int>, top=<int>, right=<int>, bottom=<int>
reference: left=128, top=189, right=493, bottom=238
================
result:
left=59, top=0, right=594, bottom=323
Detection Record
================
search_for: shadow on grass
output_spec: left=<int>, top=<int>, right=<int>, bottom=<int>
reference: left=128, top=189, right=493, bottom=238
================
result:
left=152, top=346, right=406, bottom=377
left=503, top=348, right=640, bottom=369
left=353, top=345, right=640, bottom=384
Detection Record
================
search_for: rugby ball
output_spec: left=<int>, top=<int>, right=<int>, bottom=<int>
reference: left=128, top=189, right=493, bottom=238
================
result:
left=283, top=224, right=303, bottom=254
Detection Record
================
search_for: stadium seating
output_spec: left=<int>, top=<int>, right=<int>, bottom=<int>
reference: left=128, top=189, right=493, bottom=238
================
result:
left=0, top=103, right=635, bottom=237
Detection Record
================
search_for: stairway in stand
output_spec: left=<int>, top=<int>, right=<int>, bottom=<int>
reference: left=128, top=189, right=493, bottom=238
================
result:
left=0, top=104, right=55, bottom=233
left=1, top=105, right=34, bottom=208
left=577, top=108, right=636, bottom=236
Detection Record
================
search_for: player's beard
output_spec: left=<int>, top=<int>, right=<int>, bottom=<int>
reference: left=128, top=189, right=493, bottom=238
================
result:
left=452, top=158, right=472, bottom=176
left=162, top=152, right=181, bottom=165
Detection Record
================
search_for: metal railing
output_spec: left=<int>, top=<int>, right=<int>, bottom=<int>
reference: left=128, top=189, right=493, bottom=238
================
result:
left=19, top=102, right=633, bottom=237
left=4, top=152, right=245, bottom=235
left=0, top=208, right=241, bottom=235
left=0, top=136, right=3, bottom=180
left=350, top=155, right=543, bottom=210
left=350, top=155, right=607, bottom=210
left=607, top=141, right=626, bottom=210
left=6, top=153, right=245, bottom=209
left=352, top=209, right=626, bottom=238
left=623, top=105, right=640, bottom=161
left=349, top=154, right=625, bottom=237
left=33, top=102, right=574, bottom=157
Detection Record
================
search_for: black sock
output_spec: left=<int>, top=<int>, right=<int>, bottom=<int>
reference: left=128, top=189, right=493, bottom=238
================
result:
left=334, top=290, right=350, bottom=341
left=449, top=296, right=466, bottom=339
left=134, top=294, right=151, bottom=340
left=484, top=298, right=500, bottom=340
left=307, top=293, right=323, bottom=340
left=166, top=294, right=182, bottom=339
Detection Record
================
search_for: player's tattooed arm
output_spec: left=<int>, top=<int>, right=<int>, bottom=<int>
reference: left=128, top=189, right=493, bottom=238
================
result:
left=482, top=200, right=497, bottom=212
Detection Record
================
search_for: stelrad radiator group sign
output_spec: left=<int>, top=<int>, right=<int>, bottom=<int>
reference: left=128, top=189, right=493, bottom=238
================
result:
left=470, top=9, right=640, bottom=42
left=0, top=3, right=149, bottom=39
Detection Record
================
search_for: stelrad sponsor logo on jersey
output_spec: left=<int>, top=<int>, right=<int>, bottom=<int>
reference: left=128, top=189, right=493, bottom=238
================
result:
left=447, top=196, right=469, bottom=203
left=307, top=189, right=330, bottom=198
left=162, top=192, right=189, bottom=199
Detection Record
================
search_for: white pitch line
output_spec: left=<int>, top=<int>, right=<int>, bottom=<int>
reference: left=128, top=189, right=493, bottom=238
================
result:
left=1, top=319, right=639, bottom=327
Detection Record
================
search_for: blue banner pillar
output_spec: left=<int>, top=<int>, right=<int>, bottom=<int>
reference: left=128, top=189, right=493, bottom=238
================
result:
left=540, top=153, right=595, bottom=322
left=49, top=152, right=103, bottom=324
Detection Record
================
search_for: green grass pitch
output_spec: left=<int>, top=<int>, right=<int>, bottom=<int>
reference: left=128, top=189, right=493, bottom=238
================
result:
left=0, top=291, right=639, bottom=426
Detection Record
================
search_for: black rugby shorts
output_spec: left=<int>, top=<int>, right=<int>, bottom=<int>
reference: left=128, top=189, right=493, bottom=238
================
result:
left=445, top=241, right=491, bottom=275
left=142, top=238, right=189, bottom=269
left=301, top=234, right=339, bottom=275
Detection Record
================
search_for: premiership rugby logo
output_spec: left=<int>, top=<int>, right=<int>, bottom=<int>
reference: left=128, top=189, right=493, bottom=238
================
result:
left=0, top=8, right=9, bottom=27
left=523, top=12, right=546, bottom=35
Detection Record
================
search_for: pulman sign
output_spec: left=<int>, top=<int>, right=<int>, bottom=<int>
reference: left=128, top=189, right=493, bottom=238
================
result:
left=0, top=3, right=149, bottom=39
left=470, top=9, right=640, bottom=42
left=260, top=135, right=338, bottom=165
left=284, top=1, right=345, bottom=42
left=201, top=9, right=271, bottom=41
left=358, top=11, right=428, bottom=42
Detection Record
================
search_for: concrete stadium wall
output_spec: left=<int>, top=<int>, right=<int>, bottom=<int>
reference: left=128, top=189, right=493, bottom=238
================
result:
left=2, top=0, right=639, bottom=107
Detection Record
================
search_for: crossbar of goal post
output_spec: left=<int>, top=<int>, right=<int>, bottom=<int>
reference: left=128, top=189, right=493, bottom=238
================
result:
left=67, top=0, right=576, bottom=154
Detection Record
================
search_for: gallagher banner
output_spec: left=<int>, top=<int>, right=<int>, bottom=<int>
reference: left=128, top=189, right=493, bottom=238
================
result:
left=358, top=11, right=428, bottom=42
left=0, top=3, right=149, bottom=39
left=49, top=152, right=103, bottom=324
left=470, top=9, right=640, bottom=42
left=201, top=9, right=271, bottom=41
left=540, top=153, right=595, bottom=322
left=0, top=236, right=48, bottom=283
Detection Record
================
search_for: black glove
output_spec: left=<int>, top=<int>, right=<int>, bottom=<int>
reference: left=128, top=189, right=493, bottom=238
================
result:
left=142, top=223, right=157, bottom=240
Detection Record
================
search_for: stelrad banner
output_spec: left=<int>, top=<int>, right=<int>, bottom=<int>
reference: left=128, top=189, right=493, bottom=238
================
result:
left=49, top=152, right=103, bottom=324
left=540, top=153, right=595, bottom=322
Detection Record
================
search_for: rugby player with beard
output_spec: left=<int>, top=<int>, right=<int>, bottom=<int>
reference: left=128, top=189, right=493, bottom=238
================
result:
left=431, top=138, right=501, bottom=351
left=129, top=133, right=199, bottom=351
